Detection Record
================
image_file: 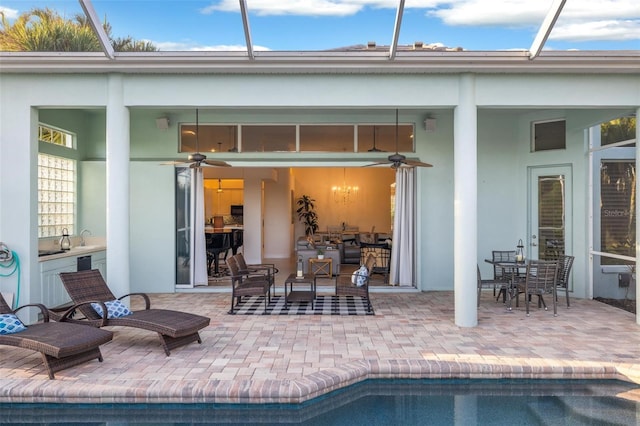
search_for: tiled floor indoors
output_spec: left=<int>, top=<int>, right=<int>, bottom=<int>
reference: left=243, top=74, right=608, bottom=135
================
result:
left=2, top=261, right=640, bottom=405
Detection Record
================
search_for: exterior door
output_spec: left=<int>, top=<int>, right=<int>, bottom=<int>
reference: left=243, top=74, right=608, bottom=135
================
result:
left=528, top=166, right=573, bottom=260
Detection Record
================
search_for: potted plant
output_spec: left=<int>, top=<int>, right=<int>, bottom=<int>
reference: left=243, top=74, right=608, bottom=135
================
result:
left=317, top=247, right=325, bottom=259
left=296, top=194, right=319, bottom=237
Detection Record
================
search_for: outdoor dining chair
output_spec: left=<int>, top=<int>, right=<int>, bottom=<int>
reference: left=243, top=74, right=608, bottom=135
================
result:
left=556, top=254, right=575, bottom=308
left=520, top=259, right=560, bottom=316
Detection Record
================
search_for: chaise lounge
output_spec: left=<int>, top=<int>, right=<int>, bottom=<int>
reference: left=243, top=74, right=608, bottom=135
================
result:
left=51, top=270, right=210, bottom=356
left=0, top=293, right=113, bottom=379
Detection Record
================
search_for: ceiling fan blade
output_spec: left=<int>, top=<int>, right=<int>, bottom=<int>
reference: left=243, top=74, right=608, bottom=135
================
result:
left=403, top=159, right=434, bottom=167
left=202, top=159, right=232, bottom=167
left=160, top=160, right=189, bottom=166
left=362, top=161, right=392, bottom=168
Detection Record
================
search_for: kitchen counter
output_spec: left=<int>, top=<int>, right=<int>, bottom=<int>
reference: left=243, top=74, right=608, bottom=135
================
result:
left=38, top=245, right=106, bottom=261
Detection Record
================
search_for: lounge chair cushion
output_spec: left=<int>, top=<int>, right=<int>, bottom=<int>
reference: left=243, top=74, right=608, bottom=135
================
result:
left=352, top=265, right=369, bottom=287
left=91, top=300, right=132, bottom=319
left=0, top=313, right=27, bottom=335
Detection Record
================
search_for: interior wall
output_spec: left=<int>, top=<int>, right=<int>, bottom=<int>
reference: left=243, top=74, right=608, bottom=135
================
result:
left=292, top=167, right=395, bottom=240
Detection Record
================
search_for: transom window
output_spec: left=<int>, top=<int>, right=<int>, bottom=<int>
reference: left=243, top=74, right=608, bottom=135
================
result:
left=179, top=124, right=415, bottom=153
left=39, top=124, right=74, bottom=148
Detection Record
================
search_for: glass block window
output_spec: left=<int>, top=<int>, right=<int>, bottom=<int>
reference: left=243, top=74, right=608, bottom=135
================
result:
left=39, top=125, right=73, bottom=148
left=38, top=154, right=76, bottom=238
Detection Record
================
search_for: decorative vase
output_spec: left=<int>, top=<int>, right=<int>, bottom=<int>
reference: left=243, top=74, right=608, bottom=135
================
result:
left=318, top=254, right=325, bottom=260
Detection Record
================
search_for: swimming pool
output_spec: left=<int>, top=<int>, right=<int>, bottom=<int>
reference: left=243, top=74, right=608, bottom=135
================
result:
left=1, top=379, right=638, bottom=425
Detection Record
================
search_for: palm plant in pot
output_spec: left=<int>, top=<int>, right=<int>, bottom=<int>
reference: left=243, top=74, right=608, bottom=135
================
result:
left=296, top=194, right=319, bottom=237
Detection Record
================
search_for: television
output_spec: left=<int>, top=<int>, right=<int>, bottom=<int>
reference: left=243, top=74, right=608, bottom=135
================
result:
left=230, top=205, right=243, bottom=216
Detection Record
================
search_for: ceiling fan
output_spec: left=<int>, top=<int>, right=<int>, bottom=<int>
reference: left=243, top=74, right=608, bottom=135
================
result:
left=163, top=109, right=231, bottom=168
left=367, top=126, right=384, bottom=152
left=365, top=109, right=433, bottom=169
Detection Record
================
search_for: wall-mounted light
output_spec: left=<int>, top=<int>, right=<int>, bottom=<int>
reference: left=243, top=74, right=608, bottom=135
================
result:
left=156, top=117, right=170, bottom=130
left=217, top=179, right=223, bottom=193
left=424, top=117, right=437, bottom=132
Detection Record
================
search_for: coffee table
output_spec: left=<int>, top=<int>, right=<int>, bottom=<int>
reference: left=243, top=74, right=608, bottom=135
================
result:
left=284, top=273, right=316, bottom=310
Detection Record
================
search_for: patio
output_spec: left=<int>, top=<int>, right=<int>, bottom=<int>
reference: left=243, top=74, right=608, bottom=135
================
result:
left=1, top=285, right=640, bottom=404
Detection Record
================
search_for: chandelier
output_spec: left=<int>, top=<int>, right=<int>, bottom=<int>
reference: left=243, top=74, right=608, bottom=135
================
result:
left=332, top=169, right=358, bottom=204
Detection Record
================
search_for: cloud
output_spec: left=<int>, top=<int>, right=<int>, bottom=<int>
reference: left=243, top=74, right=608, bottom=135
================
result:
left=551, top=20, right=640, bottom=42
left=0, top=6, right=19, bottom=20
left=202, top=0, right=363, bottom=17
left=426, top=0, right=640, bottom=42
left=154, top=40, right=270, bottom=52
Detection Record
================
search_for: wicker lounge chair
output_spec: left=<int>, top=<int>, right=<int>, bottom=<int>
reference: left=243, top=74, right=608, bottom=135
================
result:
left=235, top=252, right=277, bottom=297
left=52, top=270, right=210, bottom=356
left=226, top=254, right=271, bottom=314
left=0, top=293, right=113, bottom=379
left=335, top=253, right=376, bottom=312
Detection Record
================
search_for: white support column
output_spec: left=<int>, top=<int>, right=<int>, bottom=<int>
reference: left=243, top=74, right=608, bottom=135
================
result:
left=454, top=73, right=478, bottom=327
left=106, top=74, right=130, bottom=298
left=636, top=106, right=640, bottom=325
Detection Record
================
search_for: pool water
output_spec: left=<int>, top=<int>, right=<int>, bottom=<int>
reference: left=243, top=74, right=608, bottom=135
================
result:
left=1, top=379, right=639, bottom=425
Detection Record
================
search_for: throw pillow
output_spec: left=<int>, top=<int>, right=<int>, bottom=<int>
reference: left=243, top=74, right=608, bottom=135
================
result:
left=351, top=265, right=369, bottom=287
left=0, top=313, right=27, bottom=335
left=91, top=300, right=133, bottom=319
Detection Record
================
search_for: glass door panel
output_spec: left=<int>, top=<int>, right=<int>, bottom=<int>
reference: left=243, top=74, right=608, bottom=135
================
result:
left=175, top=168, right=192, bottom=287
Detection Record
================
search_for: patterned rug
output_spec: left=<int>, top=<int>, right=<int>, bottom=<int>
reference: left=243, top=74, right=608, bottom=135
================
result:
left=230, top=295, right=374, bottom=315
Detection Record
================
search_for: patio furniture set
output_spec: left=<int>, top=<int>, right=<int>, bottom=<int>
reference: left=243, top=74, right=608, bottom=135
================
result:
left=227, top=251, right=377, bottom=315
left=1, top=269, right=210, bottom=379
left=479, top=250, right=575, bottom=316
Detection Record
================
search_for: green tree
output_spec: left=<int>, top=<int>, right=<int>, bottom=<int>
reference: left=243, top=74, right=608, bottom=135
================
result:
left=0, top=7, right=157, bottom=52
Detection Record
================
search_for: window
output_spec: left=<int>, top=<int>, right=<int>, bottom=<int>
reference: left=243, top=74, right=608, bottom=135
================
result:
left=601, top=116, right=636, bottom=146
left=179, top=123, right=418, bottom=153
left=38, top=154, right=76, bottom=238
left=532, top=119, right=566, bottom=152
left=39, top=124, right=73, bottom=148
left=357, top=124, right=414, bottom=153
left=38, top=124, right=76, bottom=238
left=242, top=125, right=296, bottom=152
left=300, top=125, right=353, bottom=152
left=600, top=160, right=636, bottom=264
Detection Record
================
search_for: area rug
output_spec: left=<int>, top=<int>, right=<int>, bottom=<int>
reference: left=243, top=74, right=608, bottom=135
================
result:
left=230, top=295, right=374, bottom=315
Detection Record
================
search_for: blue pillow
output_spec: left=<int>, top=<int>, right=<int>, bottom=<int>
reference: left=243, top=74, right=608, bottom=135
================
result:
left=351, top=265, right=369, bottom=287
left=0, top=313, right=27, bottom=335
left=91, top=300, right=132, bottom=319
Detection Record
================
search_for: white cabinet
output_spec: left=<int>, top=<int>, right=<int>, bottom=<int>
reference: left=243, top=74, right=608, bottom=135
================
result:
left=91, top=250, right=106, bottom=278
left=39, top=256, right=76, bottom=309
left=39, top=250, right=107, bottom=310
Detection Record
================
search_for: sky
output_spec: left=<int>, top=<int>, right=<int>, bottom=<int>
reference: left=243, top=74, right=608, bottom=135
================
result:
left=1, top=0, right=639, bottom=52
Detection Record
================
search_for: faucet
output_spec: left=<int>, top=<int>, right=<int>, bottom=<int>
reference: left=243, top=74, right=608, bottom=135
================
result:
left=80, top=229, right=92, bottom=246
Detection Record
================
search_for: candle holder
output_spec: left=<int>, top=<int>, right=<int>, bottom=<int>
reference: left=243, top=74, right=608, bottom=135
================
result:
left=296, top=256, right=304, bottom=278
left=515, top=239, right=525, bottom=263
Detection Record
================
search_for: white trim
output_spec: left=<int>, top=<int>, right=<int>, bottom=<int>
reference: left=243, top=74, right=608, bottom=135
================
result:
left=529, top=0, right=567, bottom=59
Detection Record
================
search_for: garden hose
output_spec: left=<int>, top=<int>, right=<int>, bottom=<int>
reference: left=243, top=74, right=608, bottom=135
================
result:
left=0, top=243, right=20, bottom=308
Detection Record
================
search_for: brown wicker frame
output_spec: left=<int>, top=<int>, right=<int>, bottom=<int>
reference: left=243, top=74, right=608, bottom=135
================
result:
left=51, top=270, right=210, bottom=356
left=226, top=255, right=271, bottom=314
left=334, top=253, right=376, bottom=312
left=0, top=293, right=112, bottom=379
left=235, top=252, right=277, bottom=298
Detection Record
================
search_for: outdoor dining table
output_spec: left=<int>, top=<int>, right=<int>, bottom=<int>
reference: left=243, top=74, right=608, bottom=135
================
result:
left=484, top=259, right=528, bottom=311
